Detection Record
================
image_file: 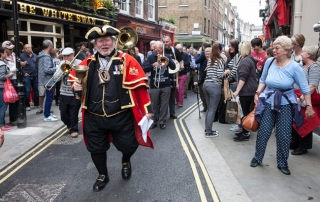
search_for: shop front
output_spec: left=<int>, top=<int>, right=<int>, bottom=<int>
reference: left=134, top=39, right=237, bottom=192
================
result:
left=116, top=14, right=162, bottom=56
left=0, top=0, right=116, bottom=51
left=159, top=20, right=176, bottom=47
left=175, top=35, right=213, bottom=50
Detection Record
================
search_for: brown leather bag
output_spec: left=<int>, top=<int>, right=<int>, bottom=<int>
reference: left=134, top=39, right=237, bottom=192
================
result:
left=242, top=107, right=259, bottom=132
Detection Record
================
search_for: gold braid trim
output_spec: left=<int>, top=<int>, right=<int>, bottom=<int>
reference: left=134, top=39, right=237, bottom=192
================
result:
left=85, top=25, right=120, bottom=39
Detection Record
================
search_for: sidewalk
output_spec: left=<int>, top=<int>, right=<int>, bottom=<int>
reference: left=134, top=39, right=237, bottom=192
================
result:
left=0, top=105, right=65, bottom=170
left=186, top=109, right=320, bottom=202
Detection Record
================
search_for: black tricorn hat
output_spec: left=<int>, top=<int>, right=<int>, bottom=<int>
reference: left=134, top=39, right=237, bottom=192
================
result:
left=85, top=25, right=120, bottom=40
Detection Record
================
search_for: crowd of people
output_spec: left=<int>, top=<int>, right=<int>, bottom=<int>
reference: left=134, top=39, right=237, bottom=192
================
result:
left=0, top=28, right=319, bottom=179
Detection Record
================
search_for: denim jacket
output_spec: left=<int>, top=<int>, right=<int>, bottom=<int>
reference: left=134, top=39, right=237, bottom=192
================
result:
left=255, top=86, right=304, bottom=129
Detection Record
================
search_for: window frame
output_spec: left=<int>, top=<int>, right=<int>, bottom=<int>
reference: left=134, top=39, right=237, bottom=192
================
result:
left=135, top=0, right=144, bottom=18
left=148, top=0, right=155, bottom=21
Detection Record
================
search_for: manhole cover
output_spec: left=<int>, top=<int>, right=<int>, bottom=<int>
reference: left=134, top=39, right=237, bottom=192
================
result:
left=0, top=184, right=65, bottom=202
left=53, top=132, right=83, bottom=145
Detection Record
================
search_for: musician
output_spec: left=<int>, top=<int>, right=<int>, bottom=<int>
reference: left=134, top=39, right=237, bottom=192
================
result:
left=54, top=47, right=82, bottom=138
left=142, top=41, right=176, bottom=130
left=70, top=25, right=153, bottom=192
left=163, top=36, right=184, bottom=119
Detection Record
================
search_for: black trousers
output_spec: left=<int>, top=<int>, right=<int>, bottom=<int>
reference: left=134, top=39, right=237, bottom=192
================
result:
left=84, top=110, right=138, bottom=154
left=290, top=128, right=313, bottom=150
left=59, top=95, right=81, bottom=133
left=169, top=87, right=176, bottom=116
left=239, top=96, right=254, bottom=133
left=55, top=81, right=61, bottom=102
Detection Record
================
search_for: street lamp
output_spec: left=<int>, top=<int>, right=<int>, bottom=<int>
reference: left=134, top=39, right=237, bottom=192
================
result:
left=223, top=28, right=227, bottom=46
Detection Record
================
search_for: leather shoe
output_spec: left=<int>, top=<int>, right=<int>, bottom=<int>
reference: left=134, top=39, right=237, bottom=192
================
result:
left=250, top=158, right=260, bottom=167
left=93, top=174, right=110, bottom=192
left=160, top=124, right=166, bottom=129
left=170, top=115, right=177, bottom=119
left=291, top=147, right=308, bottom=155
left=200, top=109, right=206, bottom=113
left=149, top=123, right=157, bottom=129
left=122, top=161, right=131, bottom=180
left=277, top=166, right=291, bottom=175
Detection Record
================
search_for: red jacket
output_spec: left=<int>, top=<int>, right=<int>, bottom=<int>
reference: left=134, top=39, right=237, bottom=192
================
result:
left=69, top=52, right=154, bottom=148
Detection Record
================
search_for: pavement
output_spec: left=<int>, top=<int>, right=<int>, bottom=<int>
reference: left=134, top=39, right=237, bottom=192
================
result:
left=1, top=100, right=320, bottom=202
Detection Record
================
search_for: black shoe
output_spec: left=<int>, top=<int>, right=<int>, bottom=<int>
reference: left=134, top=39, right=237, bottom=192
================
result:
left=200, top=109, right=206, bottom=113
left=291, top=147, right=308, bottom=155
left=149, top=123, right=157, bottom=129
left=277, top=166, right=291, bottom=175
left=250, top=158, right=260, bottom=167
left=205, top=131, right=219, bottom=138
left=235, top=131, right=250, bottom=137
left=122, top=161, right=131, bottom=180
left=160, top=124, right=166, bottom=129
left=170, top=115, right=177, bottom=119
left=233, top=134, right=250, bottom=141
left=55, top=100, right=59, bottom=106
left=93, top=174, right=110, bottom=192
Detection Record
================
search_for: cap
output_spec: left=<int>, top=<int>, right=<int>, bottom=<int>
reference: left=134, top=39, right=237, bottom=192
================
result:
left=2, top=41, right=14, bottom=49
left=85, top=25, right=120, bottom=40
left=61, top=47, right=74, bottom=55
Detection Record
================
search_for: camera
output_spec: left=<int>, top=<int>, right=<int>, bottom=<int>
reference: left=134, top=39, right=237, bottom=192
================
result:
left=313, top=21, right=320, bottom=32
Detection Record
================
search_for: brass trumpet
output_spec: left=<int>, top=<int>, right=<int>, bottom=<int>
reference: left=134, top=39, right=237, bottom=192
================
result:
left=44, top=50, right=81, bottom=90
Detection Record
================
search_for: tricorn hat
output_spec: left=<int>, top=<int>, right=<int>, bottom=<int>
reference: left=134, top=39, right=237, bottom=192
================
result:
left=85, top=25, right=120, bottom=40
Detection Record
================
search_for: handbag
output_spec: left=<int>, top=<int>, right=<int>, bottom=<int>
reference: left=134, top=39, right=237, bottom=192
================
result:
left=242, top=107, right=259, bottom=132
left=225, top=99, right=240, bottom=124
left=223, top=77, right=231, bottom=101
left=3, top=77, right=19, bottom=103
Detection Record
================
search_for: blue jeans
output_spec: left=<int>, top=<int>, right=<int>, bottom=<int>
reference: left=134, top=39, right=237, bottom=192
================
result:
left=44, top=86, right=55, bottom=118
left=0, top=89, right=8, bottom=127
left=23, top=76, right=39, bottom=107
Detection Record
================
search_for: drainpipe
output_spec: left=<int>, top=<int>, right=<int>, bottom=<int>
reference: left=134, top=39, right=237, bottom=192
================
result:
left=293, top=0, right=302, bottom=34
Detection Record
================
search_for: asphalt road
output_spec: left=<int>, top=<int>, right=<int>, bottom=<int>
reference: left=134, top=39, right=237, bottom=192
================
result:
left=0, top=90, right=216, bottom=202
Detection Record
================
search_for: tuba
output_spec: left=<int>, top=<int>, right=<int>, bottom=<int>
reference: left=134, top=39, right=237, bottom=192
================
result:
left=98, top=26, right=138, bottom=85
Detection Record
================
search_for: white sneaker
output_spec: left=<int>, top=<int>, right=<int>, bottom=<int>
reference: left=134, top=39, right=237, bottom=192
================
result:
left=50, top=113, right=57, bottom=118
left=43, top=116, right=58, bottom=122
left=26, top=107, right=31, bottom=111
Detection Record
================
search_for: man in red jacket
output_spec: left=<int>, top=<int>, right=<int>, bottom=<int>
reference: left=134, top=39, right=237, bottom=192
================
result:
left=70, top=25, right=153, bottom=192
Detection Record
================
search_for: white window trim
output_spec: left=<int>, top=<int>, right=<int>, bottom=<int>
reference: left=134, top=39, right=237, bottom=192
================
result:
left=119, top=1, right=129, bottom=14
left=179, top=5, right=189, bottom=7
left=148, top=0, right=155, bottom=21
left=135, top=0, right=143, bottom=18
left=158, top=6, right=167, bottom=8
left=178, top=32, right=188, bottom=35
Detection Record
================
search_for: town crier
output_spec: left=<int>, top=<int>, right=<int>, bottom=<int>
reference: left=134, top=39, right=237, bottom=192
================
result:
left=69, top=25, right=153, bottom=192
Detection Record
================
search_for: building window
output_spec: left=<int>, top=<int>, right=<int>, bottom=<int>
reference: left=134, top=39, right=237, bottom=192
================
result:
left=148, top=0, right=155, bottom=20
left=204, top=0, right=206, bottom=6
left=204, top=18, right=206, bottom=34
left=208, top=20, right=210, bottom=35
left=179, top=17, right=188, bottom=33
left=120, top=0, right=129, bottom=13
left=135, top=0, right=143, bottom=18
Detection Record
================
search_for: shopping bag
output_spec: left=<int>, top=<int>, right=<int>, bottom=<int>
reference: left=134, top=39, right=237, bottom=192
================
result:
left=242, top=107, right=259, bottom=132
left=223, top=78, right=231, bottom=101
left=225, top=99, right=240, bottom=124
left=3, top=77, right=19, bottom=103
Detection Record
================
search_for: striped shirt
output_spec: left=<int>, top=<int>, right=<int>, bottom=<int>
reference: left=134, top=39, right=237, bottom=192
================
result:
left=227, top=53, right=242, bottom=82
left=204, top=59, right=224, bottom=85
left=305, top=63, right=320, bottom=87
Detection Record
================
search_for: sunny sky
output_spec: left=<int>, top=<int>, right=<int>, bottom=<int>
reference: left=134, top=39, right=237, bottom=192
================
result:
left=229, top=0, right=266, bottom=26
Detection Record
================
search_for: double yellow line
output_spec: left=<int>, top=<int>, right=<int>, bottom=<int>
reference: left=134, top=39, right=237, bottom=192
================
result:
left=174, top=103, right=220, bottom=202
left=0, top=124, right=74, bottom=184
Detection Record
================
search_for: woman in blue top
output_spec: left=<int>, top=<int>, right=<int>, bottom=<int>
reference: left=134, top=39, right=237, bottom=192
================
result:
left=250, top=36, right=315, bottom=175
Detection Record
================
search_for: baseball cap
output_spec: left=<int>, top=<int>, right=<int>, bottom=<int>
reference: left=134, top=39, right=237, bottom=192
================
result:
left=61, top=47, right=74, bottom=55
left=2, top=41, right=14, bottom=49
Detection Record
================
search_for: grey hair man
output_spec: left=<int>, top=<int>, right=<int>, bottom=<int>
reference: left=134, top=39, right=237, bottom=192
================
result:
left=37, top=39, right=57, bottom=121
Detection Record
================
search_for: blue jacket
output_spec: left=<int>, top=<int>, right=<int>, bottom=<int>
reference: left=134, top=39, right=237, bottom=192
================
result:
left=255, top=86, right=304, bottom=129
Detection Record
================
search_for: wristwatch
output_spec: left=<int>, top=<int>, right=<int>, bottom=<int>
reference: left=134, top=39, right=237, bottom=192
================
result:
left=305, top=104, right=312, bottom=107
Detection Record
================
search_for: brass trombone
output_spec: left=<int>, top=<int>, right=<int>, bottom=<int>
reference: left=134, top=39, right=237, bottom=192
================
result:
left=157, top=43, right=169, bottom=66
left=44, top=50, right=80, bottom=90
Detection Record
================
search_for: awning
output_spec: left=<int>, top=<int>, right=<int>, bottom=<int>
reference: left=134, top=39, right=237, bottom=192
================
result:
left=277, top=0, right=290, bottom=26
left=265, top=0, right=289, bottom=26
left=266, top=4, right=278, bottom=25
